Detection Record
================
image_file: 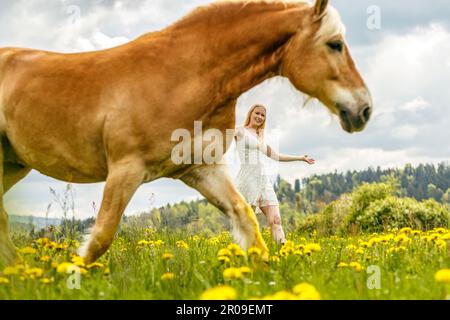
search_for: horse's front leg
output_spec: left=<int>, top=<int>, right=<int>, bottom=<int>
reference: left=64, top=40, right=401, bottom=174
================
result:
left=180, top=164, right=269, bottom=258
left=79, top=159, right=146, bottom=263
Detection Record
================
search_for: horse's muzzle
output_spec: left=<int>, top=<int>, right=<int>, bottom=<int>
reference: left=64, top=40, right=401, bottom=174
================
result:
left=337, top=103, right=373, bottom=133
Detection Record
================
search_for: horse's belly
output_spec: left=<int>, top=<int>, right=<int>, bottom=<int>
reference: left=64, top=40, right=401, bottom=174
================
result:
left=6, top=127, right=108, bottom=183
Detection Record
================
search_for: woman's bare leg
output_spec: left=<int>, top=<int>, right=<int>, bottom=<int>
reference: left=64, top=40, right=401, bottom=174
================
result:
left=260, top=205, right=286, bottom=245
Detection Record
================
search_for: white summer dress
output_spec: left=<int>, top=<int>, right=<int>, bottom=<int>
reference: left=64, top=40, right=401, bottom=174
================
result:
left=235, top=127, right=280, bottom=214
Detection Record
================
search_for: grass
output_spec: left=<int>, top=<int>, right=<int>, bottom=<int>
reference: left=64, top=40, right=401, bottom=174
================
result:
left=0, top=226, right=449, bottom=300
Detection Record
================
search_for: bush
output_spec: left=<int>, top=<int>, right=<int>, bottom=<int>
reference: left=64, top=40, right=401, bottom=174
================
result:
left=296, top=181, right=450, bottom=235
left=351, top=197, right=450, bottom=233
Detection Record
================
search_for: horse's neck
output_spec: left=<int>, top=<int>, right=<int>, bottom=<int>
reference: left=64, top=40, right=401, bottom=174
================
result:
left=167, top=2, right=308, bottom=100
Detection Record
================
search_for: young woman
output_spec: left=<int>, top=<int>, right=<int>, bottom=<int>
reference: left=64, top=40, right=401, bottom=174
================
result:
left=234, top=104, right=315, bottom=245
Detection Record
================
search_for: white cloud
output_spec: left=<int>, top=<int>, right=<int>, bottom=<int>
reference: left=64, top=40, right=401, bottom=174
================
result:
left=400, top=97, right=430, bottom=113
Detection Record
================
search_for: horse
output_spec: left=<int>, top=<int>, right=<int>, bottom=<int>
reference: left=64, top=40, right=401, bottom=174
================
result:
left=0, top=0, right=373, bottom=266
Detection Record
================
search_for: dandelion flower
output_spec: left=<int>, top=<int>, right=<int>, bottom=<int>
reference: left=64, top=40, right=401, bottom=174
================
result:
left=435, top=269, right=450, bottom=284
left=161, top=273, right=176, bottom=281
left=19, top=247, right=37, bottom=255
left=0, top=277, right=10, bottom=285
left=293, top=283, right=321, bottom=300
left=223, top=268, right=243, bottom=280
left=200, top=285, right=237, bottom=300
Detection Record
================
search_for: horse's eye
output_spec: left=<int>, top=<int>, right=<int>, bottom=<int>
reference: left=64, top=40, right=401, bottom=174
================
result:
left=327, top=41, right=344, bottom=53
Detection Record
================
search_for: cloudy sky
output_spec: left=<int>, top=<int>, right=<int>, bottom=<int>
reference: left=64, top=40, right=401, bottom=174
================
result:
left=2, top=0, right=450, bottom=219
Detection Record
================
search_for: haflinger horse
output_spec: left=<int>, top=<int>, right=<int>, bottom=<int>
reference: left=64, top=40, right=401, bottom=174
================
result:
left=0, top=0, right=372, bottom=267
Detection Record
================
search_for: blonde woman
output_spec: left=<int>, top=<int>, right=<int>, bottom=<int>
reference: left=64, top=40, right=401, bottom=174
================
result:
left=234, top=104, right=315, bottom=245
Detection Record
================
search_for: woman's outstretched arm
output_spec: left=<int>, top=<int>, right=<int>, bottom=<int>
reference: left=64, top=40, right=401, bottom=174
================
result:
left=258, top=142, right=315, bottom=164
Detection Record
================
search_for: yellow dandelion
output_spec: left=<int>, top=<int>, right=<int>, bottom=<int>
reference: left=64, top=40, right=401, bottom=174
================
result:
left=0, top=277, right=10, bottom=285
left=200, top=285, right=237, bottom=300
left=19, top=247, right=37, bottom=255
left=176, top=241, right=189, bottom=250
left=349, top=262, right=363, bottom=272
left=161, top=273, right=176, bottom=281
left=435, top=269, right=450, bottom=284
left=217, top=248, right=232, bottom=258
left=24, top=268, right=44, bottom=278
left=218, top=256, right=231, bottom=264
left=338, top=262, right=349, bottom=268
left=163, top=252, right=175, bottom=260
left=3, top=266, right=19, bottom=276
left=248, top=247, right=262, bottom=257
left=355, top=248, right=365, bottom=255
left=239, top=267, right=252, bottom=275
left=40, top=255, right=51, bottom=263
left=40, top=278, right=54, bottom=284
left=293, top=283, right=321, bottom=300
left=71, top=256, right=85, bottom=267
left=305, top=243, right=321, bottom=253
left=223, top=268, right=243, bottom=280
left=56, top=262, right=78, bottom=274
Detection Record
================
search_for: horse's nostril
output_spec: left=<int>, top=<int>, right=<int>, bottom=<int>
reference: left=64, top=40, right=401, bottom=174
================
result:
left=361, top=106, right=372, bottom=123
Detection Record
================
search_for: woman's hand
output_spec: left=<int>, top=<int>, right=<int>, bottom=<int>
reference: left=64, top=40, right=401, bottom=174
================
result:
left=301, top=155, right=316, bottom=165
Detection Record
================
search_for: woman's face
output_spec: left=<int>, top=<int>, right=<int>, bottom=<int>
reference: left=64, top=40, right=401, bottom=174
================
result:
left=250, top=107, right=266, bottom=128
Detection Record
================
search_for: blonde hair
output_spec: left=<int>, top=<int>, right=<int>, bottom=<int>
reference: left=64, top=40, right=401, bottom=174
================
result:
left=244, top=104, right=267, bottom=139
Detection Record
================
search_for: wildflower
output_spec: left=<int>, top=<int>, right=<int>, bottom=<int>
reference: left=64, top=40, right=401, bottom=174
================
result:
left=56, top=262, right=78, bottom=274
left=435, top=269, right=450, bottom=284
left=399, top=227, right=413, bottom=234
left=155, top=240, right=165, bottom=246
left=355, top=248, right=365, bottom=255
left=163, top=252, right=175, bottom=260
left=217, top=248, right=232, bottom=258
left=441, top=233, right=450, bottom=240
left=200, top=285, right=237, bottom=300
left=191, top=235, right=201, bottom=242
left=271, top=256, right=280, bottom=263
left=104, top=268, right=111, bottom=276
left=24, top=268, right=44, bottom=278
left=305, top=243, right=321, bottom=253
left=71, top=256, right=85, bottom=267
left=349, top=262, right=363, bottom=272
left=239, top=267, right=252, bottom=275
left=19, top=247, right=37, bottom=255
left=35, top=238, right=50, bottom=246
left=248, top=247, right=262, bottom=257
left=137, top=240, right=150, bottom=247
left=218, top=256, right=230, bottom=264
left=3, top=266, right=19, bottom=276
left=176, top=241, right=189, bottom=250
left=40, top=255, right=51, bottom=263
left=223, top=268, right=243, bottom=280
left=293, top=283, right=321, bottom=300
left=347, top=244, right=357, bottom=250
left=338, top=262, right=349, bottom=268
left=40, top=278, right=54, bottom=284
left=161, top=273, right=176, bottom=281
left=0, top=277, right=10, bottom=284
left=435, top=240, right=447, bottom=249
left=433, top=228, right=447, bottom=234
left=394, top=234, right=412, bottom=245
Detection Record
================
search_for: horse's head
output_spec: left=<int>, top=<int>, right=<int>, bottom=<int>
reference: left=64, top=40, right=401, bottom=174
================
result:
left=282, top=0, right=372, bottom=133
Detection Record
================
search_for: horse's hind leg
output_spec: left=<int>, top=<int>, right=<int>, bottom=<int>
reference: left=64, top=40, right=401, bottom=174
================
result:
left=79, top=160, right=145, bottom=263
left=180, top=164, right=269, bottom=257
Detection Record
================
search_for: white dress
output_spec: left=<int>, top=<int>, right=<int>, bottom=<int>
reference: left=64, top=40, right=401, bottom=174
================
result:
left=235, top=127, right=279, bottom=214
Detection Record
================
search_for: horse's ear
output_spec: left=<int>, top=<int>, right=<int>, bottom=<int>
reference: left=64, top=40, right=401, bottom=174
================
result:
left=314, top=0, right=328, bottom=18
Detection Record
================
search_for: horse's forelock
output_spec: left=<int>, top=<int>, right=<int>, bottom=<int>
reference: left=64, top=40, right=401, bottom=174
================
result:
left=314, top=5, right=346, bottom=43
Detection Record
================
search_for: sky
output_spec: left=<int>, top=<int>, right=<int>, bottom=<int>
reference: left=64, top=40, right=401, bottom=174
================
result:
left=2, top=0, right=450, bottom=219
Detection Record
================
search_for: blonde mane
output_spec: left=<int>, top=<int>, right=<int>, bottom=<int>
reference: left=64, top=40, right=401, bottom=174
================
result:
left=176, top=0, right=346, bottom=43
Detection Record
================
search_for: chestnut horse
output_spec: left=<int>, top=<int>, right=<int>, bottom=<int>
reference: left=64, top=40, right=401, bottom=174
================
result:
left=0, top=0, right=372, bottom=266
